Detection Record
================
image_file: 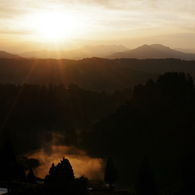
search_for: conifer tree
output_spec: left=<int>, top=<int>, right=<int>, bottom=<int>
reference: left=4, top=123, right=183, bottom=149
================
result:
left=27, top=168, right=36, bottom=184
left=137, top=156, right=158, bottom=195
left=0, top=139, right=16, bottom=182
left=104, top=157, right=118, bottom=190
left=0, top=138, right=16, bottom=165
left=45, top=157, right=74, bottom=184
left=181, top=158, right=195, bottom=195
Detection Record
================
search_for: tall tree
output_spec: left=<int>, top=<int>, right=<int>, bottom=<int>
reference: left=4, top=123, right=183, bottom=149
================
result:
left=181, top=157, right=195, bottom=195
left=45, top=157, right=74, bottom=184
left=0, top=139, right=16, bottom=182
left=104, top=157, right=118, bottom=190
left=26, top=168, right=36, bottom=184
left=0, top=138, right=16, bottom=165
left=137, top=156, right=158, bottom=195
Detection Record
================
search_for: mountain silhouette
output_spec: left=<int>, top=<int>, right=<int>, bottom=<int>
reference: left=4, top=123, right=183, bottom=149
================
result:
left=107, top=44, right=195, bottom=60
left=18, top=45, right=128, bottom=59
left=0, top=51, right=22, bottom=58
left=5, top=44, right=195, bottom=60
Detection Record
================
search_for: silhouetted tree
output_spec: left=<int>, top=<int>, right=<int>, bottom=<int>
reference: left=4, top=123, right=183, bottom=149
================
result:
left=0, top=138, right=16, bottom=165
left=15, top=163, right=26, bottom=182
left=180, top=158, right=195, bottom=195
left=104, top=157, right=118, bottom=190
left=137, top=156, right=157, bottom=195
left=75, top=175, right=89, bottom=193
left=0, top=139, right=16, bottom=183
left=26, top=168, right=36, bottom=184
left=44, top=158, right=90, bottom=195
left=45, top=157, right=74, bottom=184
left=69, top=83, right=80, bottom=90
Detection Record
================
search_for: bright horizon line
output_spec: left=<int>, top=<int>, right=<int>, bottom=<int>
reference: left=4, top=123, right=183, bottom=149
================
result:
left=2, top=42, right=195, bottom=54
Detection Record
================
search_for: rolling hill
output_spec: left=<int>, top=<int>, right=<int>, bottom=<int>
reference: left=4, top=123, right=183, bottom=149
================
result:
left=1, top=57, right=195, bottom=92
left=0, top=51, right=22, bottom=58
left=81, top=72, right=195, bottom=191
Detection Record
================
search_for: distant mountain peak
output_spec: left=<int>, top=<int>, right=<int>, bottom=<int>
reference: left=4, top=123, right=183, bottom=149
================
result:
left=132, top=44, right=156, bottom=52
left=0, top=51, right=22, bottom=58
left=150, top=44, right=172, bottom=51
left=150, top=43, right=169, bottom=47
left=107, top=43, right=195, bottom=60
left=138, top=44, right=150, bottom=48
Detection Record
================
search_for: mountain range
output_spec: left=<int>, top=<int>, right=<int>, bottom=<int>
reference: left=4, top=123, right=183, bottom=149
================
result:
left=18, top=45, right=128, bottom=59
left=1, top=44, right=195, bottom=60
left=107, top=44, right=195, bottom=60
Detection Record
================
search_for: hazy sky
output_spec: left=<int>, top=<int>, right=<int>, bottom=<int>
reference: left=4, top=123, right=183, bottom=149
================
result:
left=0, top=0, right=195, bottom=52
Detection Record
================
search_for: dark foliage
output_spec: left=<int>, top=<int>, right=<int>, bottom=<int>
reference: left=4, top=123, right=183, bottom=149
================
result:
left=1, top=58, right=195, bottom=92
left=45, top=157, right=74, bottom=184
left=137, top=157, right=158, bottom=195
left=0, top=58, right=159, bottom=92
left=0, top=82, right=132, bottom=154
left=1, top=58, right=195, bottom=93
left=15, top=163, right=26, bottom=182
left=75, top=175, right=89, bottom=188
left=45, top=158, right=89, bottom=195
left=26, top=168, right=36, bottom=184
left=8, top=182, right=45, bottom=195
left=104, top=157, right=119, bottom=190
left=0, top=139, right=25, bottom=183
left=175, top=155, right=195, bottom=195
left=81, top=72, right=195, bottom=191
left=0, top=138, right=16, bottom=165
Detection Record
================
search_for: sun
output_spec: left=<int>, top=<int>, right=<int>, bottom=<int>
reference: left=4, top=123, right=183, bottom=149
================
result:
left=28, top=11, right=88, bottom=41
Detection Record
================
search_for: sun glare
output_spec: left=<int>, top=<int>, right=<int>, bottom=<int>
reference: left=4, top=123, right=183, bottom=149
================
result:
left=28, top=11, right=88, bottom=42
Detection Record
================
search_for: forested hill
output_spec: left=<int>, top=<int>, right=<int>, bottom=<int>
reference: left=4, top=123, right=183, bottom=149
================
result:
left=1, top=58, right=195, bottom=92
left=0, top=83, right=132, bottom=153
left=81, top=72, right=195, bottom=193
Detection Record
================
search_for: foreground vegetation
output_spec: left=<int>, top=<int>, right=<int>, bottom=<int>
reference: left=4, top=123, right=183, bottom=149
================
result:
left=0, top=69, right=195, bottom=194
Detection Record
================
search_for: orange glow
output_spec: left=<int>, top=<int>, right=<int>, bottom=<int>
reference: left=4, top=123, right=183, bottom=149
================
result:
left=26, top=145, right=104, bottom=180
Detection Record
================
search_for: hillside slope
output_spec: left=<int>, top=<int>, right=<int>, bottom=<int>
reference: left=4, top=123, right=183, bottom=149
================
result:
left=0, top=51, right=22, bottom=58
left=81, top=72, right=195, bottom=192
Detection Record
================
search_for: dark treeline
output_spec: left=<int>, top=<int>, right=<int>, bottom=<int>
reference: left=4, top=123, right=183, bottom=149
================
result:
left=0, top=83, right=132, bottom=154
left=0, top=58, right=181, bottom=92
left=1, top=58, right=195, bottom=92
left=81, top=72, right=195, bottom=194
left=0, top=58, right=159, bottom=92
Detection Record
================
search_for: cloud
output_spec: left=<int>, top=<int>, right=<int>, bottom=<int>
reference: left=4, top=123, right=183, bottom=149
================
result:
left=0, top=0, right=195, bottom=49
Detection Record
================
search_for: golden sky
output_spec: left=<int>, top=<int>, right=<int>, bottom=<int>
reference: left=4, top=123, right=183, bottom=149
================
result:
left=0, top=0, right=195, bottom=52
